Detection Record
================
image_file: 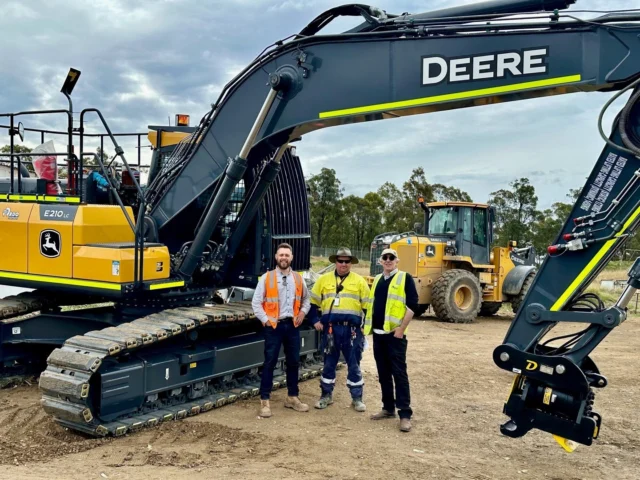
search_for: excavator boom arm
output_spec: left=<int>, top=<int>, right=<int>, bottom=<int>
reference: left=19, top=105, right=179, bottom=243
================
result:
left=141, top=1, right=640, bottom=447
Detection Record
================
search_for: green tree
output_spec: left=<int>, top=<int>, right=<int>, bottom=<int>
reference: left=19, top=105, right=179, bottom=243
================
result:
left=0, top=144, right=34, bottom=174
left=432, top=184, right=473, bottom=202
left=530, top=188, right=581, bottom=255
left=341, top=192, right=385, bottom=251
left=377, top=181, right=411, bottom=233
left=307, top=168, right=344, bottom=247
left=488, top=178, right=538, bottom=246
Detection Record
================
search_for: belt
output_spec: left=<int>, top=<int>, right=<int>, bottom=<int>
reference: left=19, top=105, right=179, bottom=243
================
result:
left=330, top=320, right=352, bottom=326
left=278, top=317, right=294, bottom=323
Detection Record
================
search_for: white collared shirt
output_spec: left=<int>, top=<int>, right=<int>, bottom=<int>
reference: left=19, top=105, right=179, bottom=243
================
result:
left=383, top=268, right=398, bottom=281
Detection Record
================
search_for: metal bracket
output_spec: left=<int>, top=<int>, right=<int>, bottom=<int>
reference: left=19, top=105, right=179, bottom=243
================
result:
left=296, top=51, right=313, bottom=78
left=525, top=303, right=624, bottom=328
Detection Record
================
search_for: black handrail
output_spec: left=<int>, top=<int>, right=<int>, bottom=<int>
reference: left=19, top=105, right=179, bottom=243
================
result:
left=79, top=108, right=146, bottom=288
left=2, top=109, right=153, bottom=289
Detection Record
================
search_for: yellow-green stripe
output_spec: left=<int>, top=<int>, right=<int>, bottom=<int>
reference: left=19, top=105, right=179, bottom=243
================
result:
left=551, top=204, right=640, bottom=311
left=3, top=194, right=81, bottom=203
left=0, top=271, right=122, bottom=290
left=319, top=74, right=582, bottom=119
left=149, top=280, right=185, bottom=291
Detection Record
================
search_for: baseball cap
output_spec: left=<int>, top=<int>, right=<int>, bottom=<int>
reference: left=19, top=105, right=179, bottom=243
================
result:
left=381, top=248, right=398, bottom=258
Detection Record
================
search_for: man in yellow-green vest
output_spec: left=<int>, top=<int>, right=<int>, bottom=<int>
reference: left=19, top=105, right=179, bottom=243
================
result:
left=364, top=248, right=419, bottom=432
left=310, top=247, right=370, bottom=412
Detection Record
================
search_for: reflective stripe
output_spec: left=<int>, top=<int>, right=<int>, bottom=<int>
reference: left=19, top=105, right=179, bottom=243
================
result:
left=310, top=292, right=321, bottom=301
left=339, top=293, right=361, bottom=300
left=148, top=280, right=185, bottom=291
left=321, top=376, right=336, bottom=384
left=264, top=296, right=279, bottom=302
left=319, top=74, right=582, bottom=119
left=396, top=271, right=405, bottom=285
left=321, top=309, right=363, bottom=318
left=346, top=379, right=364, bottom=387
left=384, top=315, right=402, bottom=326
left=387, top=293, right=406, bottom=303
left=0, top=270, right=122, bottom=291
left=322, top=292, right=336, bottom=300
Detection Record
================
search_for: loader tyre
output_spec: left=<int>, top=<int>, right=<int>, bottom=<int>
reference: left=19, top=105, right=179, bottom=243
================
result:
left=432, top=269, right=482, bottom=323
left=479, top=302, right=501, bottom=317
left=511, top=270, right=536, bottom=314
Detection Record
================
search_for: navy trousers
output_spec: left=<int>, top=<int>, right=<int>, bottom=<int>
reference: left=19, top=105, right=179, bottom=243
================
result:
left=373, top=332, right=412, bottom=419
left=260, top=320, right=300, bottom=400
left=320, top=324, right=364, bottom=399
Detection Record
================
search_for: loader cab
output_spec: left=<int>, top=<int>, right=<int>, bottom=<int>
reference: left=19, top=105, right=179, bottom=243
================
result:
left=421, top=200, right=494, bottom=265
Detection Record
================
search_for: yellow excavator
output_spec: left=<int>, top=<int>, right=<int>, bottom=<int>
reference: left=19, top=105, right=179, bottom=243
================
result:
left=367, top=198, right=537, bottom=322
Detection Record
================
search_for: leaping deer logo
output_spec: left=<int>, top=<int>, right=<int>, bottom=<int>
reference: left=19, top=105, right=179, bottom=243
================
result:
left=40, top=230, right=61, bottom=258
left=43, top=233, right=59, bottom=254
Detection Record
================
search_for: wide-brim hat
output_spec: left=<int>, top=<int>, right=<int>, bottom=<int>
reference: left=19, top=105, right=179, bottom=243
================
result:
left=329, top=247, right=359, bottom=264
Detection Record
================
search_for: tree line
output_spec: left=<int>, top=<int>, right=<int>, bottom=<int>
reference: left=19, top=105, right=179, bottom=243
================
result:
left=306, top=167, right=632, bottom=257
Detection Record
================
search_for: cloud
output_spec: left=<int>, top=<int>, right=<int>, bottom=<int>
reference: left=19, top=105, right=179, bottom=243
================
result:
left=1, top=0, right=640, bottom=210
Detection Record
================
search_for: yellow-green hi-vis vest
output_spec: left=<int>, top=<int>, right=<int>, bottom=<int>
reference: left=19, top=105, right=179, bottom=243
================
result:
left=364, top=271, right=408, bottom=335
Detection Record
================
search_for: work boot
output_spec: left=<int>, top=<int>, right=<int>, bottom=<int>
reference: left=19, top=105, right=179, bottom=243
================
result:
left=284, top=396, right=309, bottom=412
left=399, top=418, right=412, bottom=432
left=259, top=400, right=272, bottom=418
left=351, top=398, right=366, bottom=412
left=314, top=395, right=334, bottom=409
left=370, top=409, right=395, bottom=420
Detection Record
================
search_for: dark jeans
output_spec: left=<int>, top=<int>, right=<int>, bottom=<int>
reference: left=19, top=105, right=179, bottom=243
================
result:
left=373, top=332, right=412, bottom=419
left=260, top=319, right=301, bottom=400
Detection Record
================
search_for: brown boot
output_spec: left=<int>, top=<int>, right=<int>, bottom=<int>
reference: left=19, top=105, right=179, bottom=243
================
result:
left=399, top=418, right=412, bottom=432
left=284, top=396, right=309, bottom=412
left=370, top=409, right=396, bottom=420
left=259, top=399, right=272, bottom=418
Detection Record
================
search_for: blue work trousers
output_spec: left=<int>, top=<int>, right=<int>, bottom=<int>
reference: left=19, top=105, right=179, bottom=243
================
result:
left=320, top=324, right=364, bottom=399
left=260, top=320, right=300, bottom=400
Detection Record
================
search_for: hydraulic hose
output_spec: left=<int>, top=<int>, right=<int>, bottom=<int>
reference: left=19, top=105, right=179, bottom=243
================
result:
left=619, top=88, right=640, bottom=156
left=597, top=75, right=640, bottom=158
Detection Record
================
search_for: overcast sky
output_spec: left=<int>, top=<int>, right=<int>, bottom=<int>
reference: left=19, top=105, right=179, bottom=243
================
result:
left=1, top=0, right=639, bottom=209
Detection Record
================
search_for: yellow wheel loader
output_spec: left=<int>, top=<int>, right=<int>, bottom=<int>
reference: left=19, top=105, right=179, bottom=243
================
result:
left=367, top=198, right=537, bottom=323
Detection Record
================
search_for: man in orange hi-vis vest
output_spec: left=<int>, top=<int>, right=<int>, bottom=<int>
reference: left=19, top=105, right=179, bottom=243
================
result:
left=251, top=242, right=311, bottom=418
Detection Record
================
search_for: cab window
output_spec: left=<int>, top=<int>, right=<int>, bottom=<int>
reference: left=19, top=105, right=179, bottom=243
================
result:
left=429, top=207, right=458, bottom=235
left=473, top=209, right=487, bottom=246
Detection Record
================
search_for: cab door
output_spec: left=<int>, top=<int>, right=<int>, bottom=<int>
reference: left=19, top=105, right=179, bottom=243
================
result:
left=459, top=207, right=473, bottom=258
left=471, top=208, right=490, bottom=264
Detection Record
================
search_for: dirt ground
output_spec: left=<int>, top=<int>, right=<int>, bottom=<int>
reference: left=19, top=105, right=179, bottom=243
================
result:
left=0, top=311, right=638, bottom=480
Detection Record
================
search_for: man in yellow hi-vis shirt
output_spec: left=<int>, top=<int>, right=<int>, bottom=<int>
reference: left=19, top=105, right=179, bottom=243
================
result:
left=364, top=248, right=418, bottom=432
left=310, top=247, right=370, bottom=412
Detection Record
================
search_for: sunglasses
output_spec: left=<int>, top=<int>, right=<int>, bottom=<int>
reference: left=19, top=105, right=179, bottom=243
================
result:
left=381, top=255, right=396, bottom=261
left=336, top=259, right=351, bottom=264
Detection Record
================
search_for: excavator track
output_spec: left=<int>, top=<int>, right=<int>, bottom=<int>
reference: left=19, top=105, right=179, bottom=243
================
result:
left=39, top=301, right=329, bottom=437
left=0, top=289, right=85, bottom=321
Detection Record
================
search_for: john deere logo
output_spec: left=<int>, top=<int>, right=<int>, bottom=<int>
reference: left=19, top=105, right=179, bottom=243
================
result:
left=525, top=360, right=538, bottom=371
left=40, top=229, right=61, bottom=258
left=425, top=245, right=436, bottom=257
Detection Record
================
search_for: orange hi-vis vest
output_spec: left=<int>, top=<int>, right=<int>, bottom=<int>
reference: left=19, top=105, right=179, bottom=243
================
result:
left=262, top=269, right=304, bottom=327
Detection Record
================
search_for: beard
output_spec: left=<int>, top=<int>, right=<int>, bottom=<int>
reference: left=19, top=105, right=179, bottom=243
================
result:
left=278, top=258, right=291, bottom=269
